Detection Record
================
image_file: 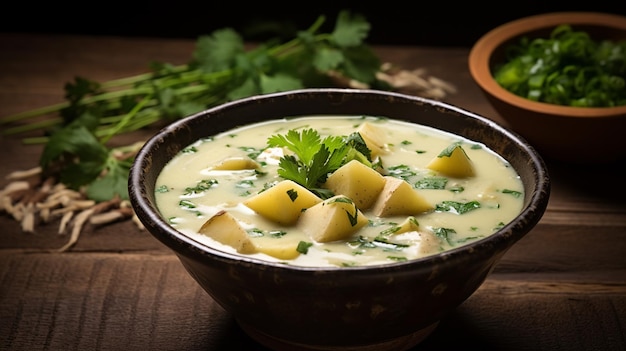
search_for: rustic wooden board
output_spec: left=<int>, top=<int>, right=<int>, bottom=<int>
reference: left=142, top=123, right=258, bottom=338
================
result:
left=1, top=33, right=625, bottom=351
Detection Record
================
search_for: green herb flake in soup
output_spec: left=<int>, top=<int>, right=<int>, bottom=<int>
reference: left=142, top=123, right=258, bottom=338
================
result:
left=154, top=116, right=524, bottom=267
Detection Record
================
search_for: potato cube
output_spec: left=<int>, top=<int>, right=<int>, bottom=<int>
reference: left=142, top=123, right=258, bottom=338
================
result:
left=243, top=180, right=322, bottom=225
left=356, top=121, right=388, bottom=159
left=323, top=160, right=385, bottom=210
left=298, top=195, right=369, bottom=243
left=254, top=236, right=301, bottom=260
left=198, top=210, right=256, bottom=254
left=372, top=176, right=433, bottom=217
left=426, top=144, right=475, bottom=178
left=211, top=156, right=260, bottom=170
left=394, top=216, right=420, bottom=234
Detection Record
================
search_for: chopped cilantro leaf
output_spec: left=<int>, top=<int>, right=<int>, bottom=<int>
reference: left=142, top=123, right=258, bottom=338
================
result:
left=435, top=200, right=481, bottom=214
left=415, top=177, right=448, bottom=189
left=433, top=227, right=456, bottom=245
left=287, top=189, right=299, bottom=201
left=184, top=179, right=218, bottom=195
left=179, top=200, right=197, bottom=209
left=155, top=185, right=170, bottom=193
left=297, top=241, right=314, bottom=254
left=387, top=164, right=415, bottom=180
left=502, top=189, right=523, bottom=198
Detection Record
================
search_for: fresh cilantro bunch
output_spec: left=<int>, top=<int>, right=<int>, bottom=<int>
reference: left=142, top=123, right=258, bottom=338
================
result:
left=192, top=11, right=388, bottom=100
left=1, top=10, right=390, bottom=203
left=39, top=119, right=133, bottom=202
left=267, top=128, right=372, bottom=198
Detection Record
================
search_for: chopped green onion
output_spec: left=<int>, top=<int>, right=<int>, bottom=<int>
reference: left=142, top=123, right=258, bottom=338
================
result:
left=493, top=24, right=626, bottom=107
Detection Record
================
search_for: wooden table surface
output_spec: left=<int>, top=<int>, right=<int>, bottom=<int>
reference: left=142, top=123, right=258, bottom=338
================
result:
left=1, top=33, right=625, bottom=351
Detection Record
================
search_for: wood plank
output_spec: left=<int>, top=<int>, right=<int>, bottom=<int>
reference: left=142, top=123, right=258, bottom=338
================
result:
left=423, top=285, right=626, bottom=351
left=0, top=253, right=242, bottom=350
left=496, top=223, right=626, bottom=274
left=2, top=33, right=625, bottom=351
left=1, top=252, right=624, bottom=351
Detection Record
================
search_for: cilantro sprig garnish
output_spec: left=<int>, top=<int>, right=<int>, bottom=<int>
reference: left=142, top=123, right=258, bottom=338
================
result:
left=267, top=128, right=372, bottom=198
left=0, top=10, right=390, bottom=203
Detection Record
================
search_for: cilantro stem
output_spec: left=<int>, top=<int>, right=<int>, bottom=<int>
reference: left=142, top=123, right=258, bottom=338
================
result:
left=21, top=136, right=50, bottom=145
left=84, top=87, right=155, bottom=103
left=99, top=108, right=157, bottom=125
left=1, top=117, right=63, bottom=135
left=99, top=93, right=153, bottom=144
left=266, top=16, right=327, bottom=56
left=99, top=65, right=190, bottom=89
left=0, top=102, right=69, bottom=124
left=0, top=67, right=227, bottom=129
left=1, top=74, right=231, bottom=139
left=265, top=18, right=332, bottom=60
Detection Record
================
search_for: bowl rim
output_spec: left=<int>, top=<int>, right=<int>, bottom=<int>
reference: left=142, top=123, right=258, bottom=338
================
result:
left=468, top=11, right=626, bottom=118
left=129, top=88, right=551, bottom=273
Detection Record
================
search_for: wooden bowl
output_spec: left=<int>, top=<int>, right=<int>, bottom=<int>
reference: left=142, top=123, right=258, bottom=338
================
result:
left=469, top=12, right=626, bottom=164
left=128, top=88, right=550, bottom=351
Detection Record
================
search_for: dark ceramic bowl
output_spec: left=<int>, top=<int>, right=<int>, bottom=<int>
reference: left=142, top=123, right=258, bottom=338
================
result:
left=469, top=12, right=626, bottom=164
left=129, top=88, right=550, bottom=351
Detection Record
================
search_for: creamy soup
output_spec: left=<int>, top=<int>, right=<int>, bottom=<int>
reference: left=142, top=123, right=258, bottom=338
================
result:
left=155, top=116, right=524, bottom=267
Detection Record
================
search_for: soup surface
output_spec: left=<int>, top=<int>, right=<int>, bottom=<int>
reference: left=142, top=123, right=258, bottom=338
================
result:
left=155, top=116, right=524, bottom=267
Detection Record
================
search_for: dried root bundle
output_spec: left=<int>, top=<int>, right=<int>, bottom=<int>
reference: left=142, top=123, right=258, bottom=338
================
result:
left=330, top=63, right=457, bottom=100
left=0, top=167, right=143, bottom=252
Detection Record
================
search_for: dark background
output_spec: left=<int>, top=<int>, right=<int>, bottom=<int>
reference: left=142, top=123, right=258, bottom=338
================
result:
left=3, top=2, right=626, bottom=46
